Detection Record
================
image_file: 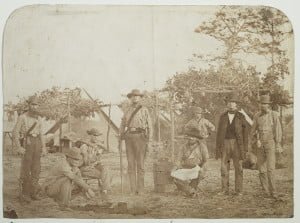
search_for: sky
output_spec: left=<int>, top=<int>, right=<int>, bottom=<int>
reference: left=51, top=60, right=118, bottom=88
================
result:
left=2, top=5, right=294, bottom=105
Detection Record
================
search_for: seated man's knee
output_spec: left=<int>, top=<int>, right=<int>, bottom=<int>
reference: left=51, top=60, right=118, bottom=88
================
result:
left=60, top=179, right=73, bottom=193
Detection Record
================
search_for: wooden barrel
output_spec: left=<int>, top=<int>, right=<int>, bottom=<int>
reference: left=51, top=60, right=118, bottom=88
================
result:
left=153, top=159, right=173, bottom=192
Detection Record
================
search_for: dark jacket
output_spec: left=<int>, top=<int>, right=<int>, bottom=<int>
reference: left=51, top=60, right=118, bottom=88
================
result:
left=216, top=111, right=249, bottom=160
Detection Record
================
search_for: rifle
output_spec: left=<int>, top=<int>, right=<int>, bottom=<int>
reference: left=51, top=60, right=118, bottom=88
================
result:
left=118, top=137, right=124, bottom=194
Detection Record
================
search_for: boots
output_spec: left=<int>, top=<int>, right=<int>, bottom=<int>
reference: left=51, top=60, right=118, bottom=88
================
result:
left=137, top=171, right=145, bottom=194
left=128, top=172, right=137, bottom=194
left=19, top=179, right=32, bottom=203
left=31, top=178, right=42, bottom=200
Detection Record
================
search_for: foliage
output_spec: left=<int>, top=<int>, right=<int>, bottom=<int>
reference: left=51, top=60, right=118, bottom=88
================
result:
left=5, top=87, right=103, bottom=120
left=193, top=6, right=292, bottom=107
left=251, top=7, right=293, bottom=106
left=195, top=6, right=262, bottom=63
left=164, top=64, right=261, bottom=122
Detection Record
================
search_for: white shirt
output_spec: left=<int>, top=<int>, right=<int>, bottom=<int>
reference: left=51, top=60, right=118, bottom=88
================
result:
left=228, top=113, right=235, bottom=124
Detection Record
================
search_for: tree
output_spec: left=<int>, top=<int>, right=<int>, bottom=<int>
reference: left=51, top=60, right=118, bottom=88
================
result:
left=247, top=7, right=293, bottom=105
left=194, top=6, right=293, bottom=107
left=194, top=6, right=261, bottom=69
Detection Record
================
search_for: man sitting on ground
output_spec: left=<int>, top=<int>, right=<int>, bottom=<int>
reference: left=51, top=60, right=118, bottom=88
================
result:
left=42, top=147, right=95, bottom=210
left=76, top=128, right=110, bottom=194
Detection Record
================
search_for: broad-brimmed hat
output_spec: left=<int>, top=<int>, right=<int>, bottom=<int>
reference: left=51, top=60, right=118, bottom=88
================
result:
left=127, top=89, right=144, bottom=98
left=259, top=95, right=272, bottom=104
left=62, top=132, right=79, bottom=142
left=224, top=94, right=241, bottom=103
left=64, top=147, right=83, bottom=160
left=26, top=96, right=39, bottom=105
left=184, top=128, right=203, bottom=140
left=87, top=128, right=102, bottom=136
left=192, top=107, right=204, bottom=114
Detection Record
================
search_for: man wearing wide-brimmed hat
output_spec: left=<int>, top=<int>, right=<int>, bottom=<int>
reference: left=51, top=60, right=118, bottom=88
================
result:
left=120, top=89, right=153, bottom=195
left=12, top=96, right=47, bottom=203
left=185, top=107, right=215, bottom=138
left=171, top=128, right=209, bottom=197
left=77, top=128, right=110, bottom=194
left=42, top=147, right=95, bottom=209
left=250, top=94, right=282, bottom=199
left=184, top=106, right=215, bottom=158
left=216, top=93, right=249, bottom=196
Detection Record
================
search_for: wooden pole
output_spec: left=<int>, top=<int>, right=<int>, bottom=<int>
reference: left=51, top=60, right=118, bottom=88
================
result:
left=119, top=139, right=123, bottom=194
left=155, top=91, right=161, bottom=142
left=170, top=95, right=175, bottom=162
left=59, top=125, right=62, bottom=152
left=106, top=103, right=112, bottom=152
left=67, top=93, right=71, bottom=132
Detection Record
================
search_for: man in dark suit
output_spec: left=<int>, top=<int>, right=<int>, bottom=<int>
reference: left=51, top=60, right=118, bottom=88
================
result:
left=216, top=94, right=248, bottom=196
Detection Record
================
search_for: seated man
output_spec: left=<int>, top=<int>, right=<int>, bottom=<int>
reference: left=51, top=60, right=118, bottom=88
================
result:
left=171, top=128, right=209, bottom=197
left=42, top=147, right=95, bottom=209
left=76, top=128, right=110, bottom=194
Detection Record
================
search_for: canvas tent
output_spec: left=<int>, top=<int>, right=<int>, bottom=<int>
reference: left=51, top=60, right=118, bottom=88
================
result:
left=45, top=105, right=122, bottom=153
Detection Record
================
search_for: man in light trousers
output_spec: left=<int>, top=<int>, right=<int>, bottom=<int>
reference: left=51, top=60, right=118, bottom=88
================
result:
left=251, top=95, right=282, bottom=199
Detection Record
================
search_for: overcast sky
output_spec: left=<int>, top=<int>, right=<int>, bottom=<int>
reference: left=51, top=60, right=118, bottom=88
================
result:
left=2, top=5, right=294, bottom=104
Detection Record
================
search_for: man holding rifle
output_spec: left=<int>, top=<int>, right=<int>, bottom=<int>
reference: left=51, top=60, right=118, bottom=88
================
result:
left=120, top=89, right=153, bottom=195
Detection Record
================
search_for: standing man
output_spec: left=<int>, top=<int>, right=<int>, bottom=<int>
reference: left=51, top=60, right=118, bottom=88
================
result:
left=216, top=94, right=248, bottom=196
left=12, top=96, right=46, bottom=203
left=120, top=89, right=153, bottom=195
left=184, top=107, right=215, bottom=157
left=250, top=95, right=282, bottom=199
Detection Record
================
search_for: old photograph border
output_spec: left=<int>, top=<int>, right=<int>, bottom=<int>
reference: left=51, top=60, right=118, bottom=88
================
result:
left=0, top=0, right=299, bottom=222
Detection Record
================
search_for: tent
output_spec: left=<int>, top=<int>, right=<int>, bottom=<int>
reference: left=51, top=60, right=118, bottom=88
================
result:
left=45, top=107, right=122, bottom=153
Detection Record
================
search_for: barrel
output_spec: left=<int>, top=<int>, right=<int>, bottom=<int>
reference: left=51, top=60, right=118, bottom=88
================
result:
left=153, top=159, right=173, bottom=193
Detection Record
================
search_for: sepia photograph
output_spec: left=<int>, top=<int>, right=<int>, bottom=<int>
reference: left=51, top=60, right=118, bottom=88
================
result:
left=1, top=3, right=295, bottom=220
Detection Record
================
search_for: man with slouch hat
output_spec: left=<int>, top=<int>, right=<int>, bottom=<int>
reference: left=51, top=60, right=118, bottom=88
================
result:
left=13, top=96, right=46, bottom=203
left=42, top=147, right=95, bottom=210
left=120, top=89, right=153, bottom=195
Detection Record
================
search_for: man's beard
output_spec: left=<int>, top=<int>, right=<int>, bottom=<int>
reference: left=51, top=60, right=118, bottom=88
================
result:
left=188, top=141, right=198, bottom=146
left=29, top=109, right=39, bottom=116
left=228, top=108, right=237, bottom=112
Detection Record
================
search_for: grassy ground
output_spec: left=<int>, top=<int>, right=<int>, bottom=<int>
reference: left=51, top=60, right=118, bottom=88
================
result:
left=2, top=144, right=293, bottom=219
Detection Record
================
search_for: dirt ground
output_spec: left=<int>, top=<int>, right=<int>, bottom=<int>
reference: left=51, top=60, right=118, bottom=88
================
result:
left=2, top=144, right=293, bottom=219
